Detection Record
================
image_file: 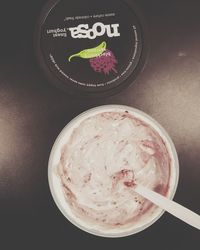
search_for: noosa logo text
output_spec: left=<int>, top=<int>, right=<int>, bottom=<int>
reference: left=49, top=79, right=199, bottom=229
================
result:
left=68, top=22, right=120, bottom=39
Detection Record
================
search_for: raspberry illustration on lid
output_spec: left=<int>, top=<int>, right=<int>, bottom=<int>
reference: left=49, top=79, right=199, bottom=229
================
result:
left=35, top=0, right=147, bottom=97
left=90, top=49, right=118, bottom=75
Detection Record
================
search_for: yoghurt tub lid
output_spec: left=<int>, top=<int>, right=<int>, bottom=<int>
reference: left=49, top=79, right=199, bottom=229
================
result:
left=35, top=0, right=148, bottom=97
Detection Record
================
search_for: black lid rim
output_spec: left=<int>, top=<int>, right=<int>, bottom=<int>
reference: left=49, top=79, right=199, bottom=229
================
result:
left=34, top=0, right=149, bottom=98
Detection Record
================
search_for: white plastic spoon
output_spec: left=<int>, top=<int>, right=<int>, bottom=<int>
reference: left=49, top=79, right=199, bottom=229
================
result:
left=134, top=184, right=200, bottom=230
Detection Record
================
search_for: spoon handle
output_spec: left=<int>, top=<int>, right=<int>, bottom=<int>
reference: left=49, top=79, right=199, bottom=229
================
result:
left=135, top=185, right=200, bottom=230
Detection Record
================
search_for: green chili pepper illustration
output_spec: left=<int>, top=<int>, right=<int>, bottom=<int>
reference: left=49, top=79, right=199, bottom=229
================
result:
left=68, top=41, right=107, bottom=62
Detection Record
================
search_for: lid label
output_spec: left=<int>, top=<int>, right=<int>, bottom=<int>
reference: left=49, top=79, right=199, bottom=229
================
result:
left=40, top=0, right=144, bottom=94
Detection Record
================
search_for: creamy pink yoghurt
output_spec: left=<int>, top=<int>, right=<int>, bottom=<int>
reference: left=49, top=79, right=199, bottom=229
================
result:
left=57, top=110, right=171, bottom=230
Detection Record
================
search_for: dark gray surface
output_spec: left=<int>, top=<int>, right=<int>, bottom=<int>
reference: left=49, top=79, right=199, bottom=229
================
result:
left=0, top=0, right=199, bottom=249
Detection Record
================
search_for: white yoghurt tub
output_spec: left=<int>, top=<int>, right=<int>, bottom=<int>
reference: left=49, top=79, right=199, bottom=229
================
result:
left=48, top=105, right=179, bottom=237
